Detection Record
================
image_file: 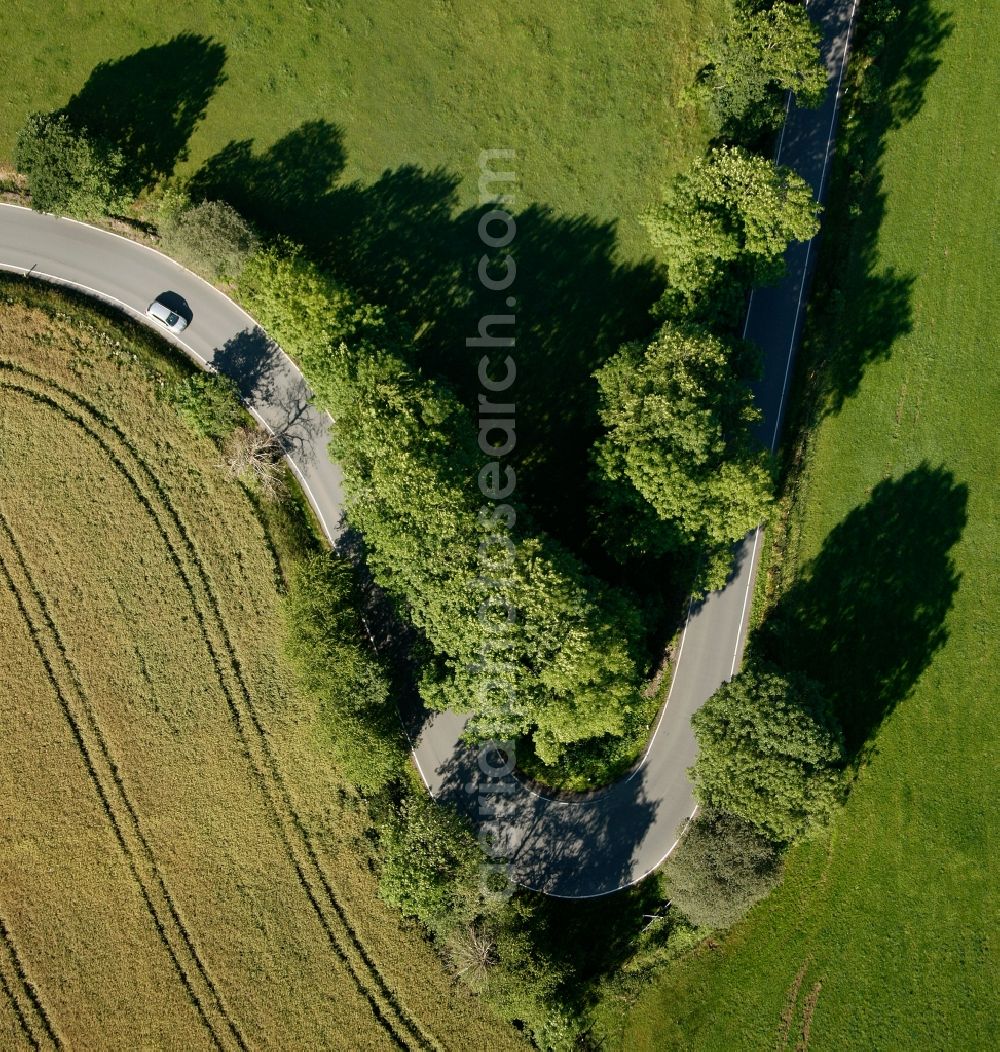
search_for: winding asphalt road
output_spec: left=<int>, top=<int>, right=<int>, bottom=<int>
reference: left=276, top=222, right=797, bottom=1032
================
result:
left=0, top=0, right=856, bottom=899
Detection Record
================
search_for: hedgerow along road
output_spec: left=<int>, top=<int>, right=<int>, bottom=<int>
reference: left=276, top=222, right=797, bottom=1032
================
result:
left=0, top=0, right=857, bottom=898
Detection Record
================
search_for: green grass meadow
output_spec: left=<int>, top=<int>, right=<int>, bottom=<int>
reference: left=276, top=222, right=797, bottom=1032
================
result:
left=0, top=0, right=725, bottom=260
left=602, top=1, right=998, bottom=1047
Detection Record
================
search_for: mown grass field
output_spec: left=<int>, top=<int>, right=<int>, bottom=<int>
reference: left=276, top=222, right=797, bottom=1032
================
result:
left=0, top=278, right=524, bottom=1050
left=0, top=0, right=726, bottom=261
left=600, top=1, right=998, bottom=1048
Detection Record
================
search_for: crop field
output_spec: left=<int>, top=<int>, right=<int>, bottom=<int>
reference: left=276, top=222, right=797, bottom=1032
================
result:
left=0, top=0, right=726, bottom=262
left=602, top=1, right=998, bottom=1048
left=0, top=278, right=522, bottom=1050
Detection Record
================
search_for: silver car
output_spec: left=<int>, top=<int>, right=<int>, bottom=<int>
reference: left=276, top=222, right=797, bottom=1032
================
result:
left=146, top=295, right=189, bottom=333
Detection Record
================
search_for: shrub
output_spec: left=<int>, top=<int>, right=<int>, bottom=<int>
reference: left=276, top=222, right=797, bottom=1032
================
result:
left=663, top=808, right=784, bottom=928
left=283, top=553, right=406, bottom=793
left=690, top=662, right=845, bottom=843
left=378, top=794, right=483, bottom=935
left=15, top=112, right=130, bottom=219
left=167, top=372, right=244, bottom=439
left=160, top=199, right=259, bottom=281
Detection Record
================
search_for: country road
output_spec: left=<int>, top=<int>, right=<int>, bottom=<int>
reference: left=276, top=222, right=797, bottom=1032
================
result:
left=0, top=0, right=857, bottom=898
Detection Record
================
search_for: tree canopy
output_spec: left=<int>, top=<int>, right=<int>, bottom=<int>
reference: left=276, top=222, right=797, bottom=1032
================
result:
left=16, top=112, right=129, bottom=219
left=698, top=0, right=828, bottom=139
left=644, top=145, right=820, bottom=323
left=240, top=244, right=646, bottom=765
left=663, top=808, right=784, bottom=928
left=690, top=662, right=845, bottom=842
left=594, top=322, right=774, bottom=589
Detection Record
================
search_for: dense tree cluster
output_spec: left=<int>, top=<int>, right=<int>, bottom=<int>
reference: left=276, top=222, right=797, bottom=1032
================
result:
left=594, top=323, right=774, bottom=589
left=241, top=245, right=646, bottom=765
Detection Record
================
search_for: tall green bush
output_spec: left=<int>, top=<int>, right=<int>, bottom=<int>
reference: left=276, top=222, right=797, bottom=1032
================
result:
left=167, top=372, right=244, bottom=439
left=663, top=808, right=784, bottom=928
left=378, top=793, right=483, bottom=933
left=16, top=112, right=130, bottom=219
left=159, top=199, right=259, bottom=281
left=690, top=662, right=845, bottom=842
left=284, top=552, right=407, bottom=792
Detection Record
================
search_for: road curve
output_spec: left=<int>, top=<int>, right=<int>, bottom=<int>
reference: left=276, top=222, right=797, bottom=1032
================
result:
left=413, top=0, right=859, bottom=897
left=0, top=209, right=347, bottom=544
left=0, top=0, right=856, bottom=899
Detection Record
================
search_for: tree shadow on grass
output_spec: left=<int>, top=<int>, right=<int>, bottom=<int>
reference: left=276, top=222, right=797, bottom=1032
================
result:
left=795, top=1, right=954, bottom=419
left=759, top=464, right=967, bottom=760
left=192, top=121, right=663, bottom=560
left=61, top=34, right=227, bottom=192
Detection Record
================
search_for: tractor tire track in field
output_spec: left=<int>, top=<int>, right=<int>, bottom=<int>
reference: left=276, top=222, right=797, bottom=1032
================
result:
left=0, top=910, right=61, bottom=1050
left=0, top=509, right=244, bottom=1052
left=0, top=363, right=437, bottom=1052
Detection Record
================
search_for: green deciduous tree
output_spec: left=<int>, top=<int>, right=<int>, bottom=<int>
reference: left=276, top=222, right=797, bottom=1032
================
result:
left=16, top=112, right=130, bottom=219
left=644, top=146, right=820, bottom=323
left=663, top=808, right=783, bottom=928
left=594, top=323, right=774, bottom=589
left=159, top=199, right=259, bottom=281
left=690, top=662, right=845, bottom=842
left=241, top=243, right=646, bottom=766
left=698, top=0, right=828, bottom=139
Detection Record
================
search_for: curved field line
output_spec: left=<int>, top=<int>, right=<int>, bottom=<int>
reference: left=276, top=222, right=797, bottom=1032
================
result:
left=0, top=511, right=243, bottom=1052
left=0, top=363, right=438, bottom=1052
left=0, top=968, right=36, bottom=1051
left=0, top=911, right=61, bottom=1050
left=0, top=966, right=34, bottom=1050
